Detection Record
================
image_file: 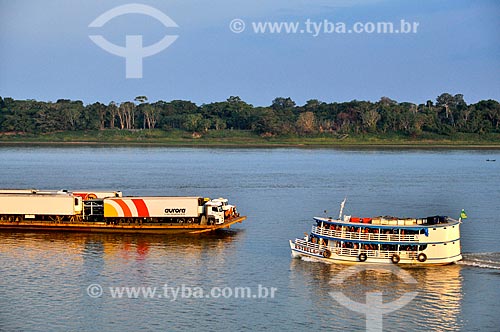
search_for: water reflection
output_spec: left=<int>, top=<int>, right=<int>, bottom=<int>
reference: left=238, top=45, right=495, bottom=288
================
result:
left=0, top=230, right=241, bottom=260
left=289, top=259, right=463, bottom=331
left=0, top=230, right=241, bottom=331
left=0, top=230, right=242, bottom=283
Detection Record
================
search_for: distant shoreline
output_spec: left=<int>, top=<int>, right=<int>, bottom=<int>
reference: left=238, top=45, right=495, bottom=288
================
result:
left=1, top=129, right=499, bottom=149
left=1, top=138, right=499, bottom=149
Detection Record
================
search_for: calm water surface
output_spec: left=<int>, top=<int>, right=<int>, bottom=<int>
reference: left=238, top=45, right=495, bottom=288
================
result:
left=0, top=146, right=499, bottom=331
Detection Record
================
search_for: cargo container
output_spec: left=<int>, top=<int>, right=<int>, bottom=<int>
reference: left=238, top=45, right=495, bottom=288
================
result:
left=0, top=189, right=122, bottom=199
left=0, top=193, right=83, bottom=222
left=103, top=197, right=201, bottom=217
left=103, top=196, right=230, bottom=224
left=0, top=189, right=37, bottom=194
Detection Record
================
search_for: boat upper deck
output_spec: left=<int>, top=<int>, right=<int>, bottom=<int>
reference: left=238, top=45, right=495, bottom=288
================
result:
left=313, top=216, right=460, bottom=229
left=311, top=216, right=461, bottom=244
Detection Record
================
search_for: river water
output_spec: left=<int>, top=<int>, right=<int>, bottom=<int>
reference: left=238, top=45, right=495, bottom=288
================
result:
left=0, top=146, right=499, bottom=331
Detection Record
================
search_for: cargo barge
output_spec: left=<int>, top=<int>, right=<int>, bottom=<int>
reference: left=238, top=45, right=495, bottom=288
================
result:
left=0, top=189, right=246, bottom=234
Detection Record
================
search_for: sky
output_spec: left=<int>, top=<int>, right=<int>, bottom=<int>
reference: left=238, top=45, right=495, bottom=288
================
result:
left=0, top=0, right=499, bottom=106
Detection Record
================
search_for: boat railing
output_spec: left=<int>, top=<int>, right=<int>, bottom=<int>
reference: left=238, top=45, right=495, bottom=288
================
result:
left=293, top=239, right=327, bottom=255
left=312, top=225, right=419, bottom=243
left=293, top=239, right=419, bottom=259
left=330, top=247, right=418, bottom=259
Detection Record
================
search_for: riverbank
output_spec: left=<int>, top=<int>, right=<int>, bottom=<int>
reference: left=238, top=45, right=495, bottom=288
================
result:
left=1, top=129, right=499, bottom=148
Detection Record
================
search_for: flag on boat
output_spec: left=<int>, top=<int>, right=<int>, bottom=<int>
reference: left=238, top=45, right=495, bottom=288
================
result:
left=460, top=209, right=468, bottom=220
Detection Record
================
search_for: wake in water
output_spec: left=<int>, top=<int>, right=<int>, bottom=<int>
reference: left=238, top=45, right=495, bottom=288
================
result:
left=299, top=256, right=326, bottom=263
left=458, top=252, right=500, bottom=270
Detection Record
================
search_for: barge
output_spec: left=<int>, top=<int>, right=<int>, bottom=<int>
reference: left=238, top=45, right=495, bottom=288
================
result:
left=0, top=189, right=245, bottom=234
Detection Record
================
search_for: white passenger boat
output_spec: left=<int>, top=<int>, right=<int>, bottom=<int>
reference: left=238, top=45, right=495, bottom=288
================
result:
left=290, top=200, right=463, bottom=265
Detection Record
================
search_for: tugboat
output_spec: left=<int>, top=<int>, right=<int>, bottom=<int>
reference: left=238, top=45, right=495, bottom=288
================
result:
left=290, top=199, right=463, bottom=265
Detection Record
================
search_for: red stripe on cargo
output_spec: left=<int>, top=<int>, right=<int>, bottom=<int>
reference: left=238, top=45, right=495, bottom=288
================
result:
left=132, top=199, right=150, bottom=217
left=114, top=199, right=132, bottom=217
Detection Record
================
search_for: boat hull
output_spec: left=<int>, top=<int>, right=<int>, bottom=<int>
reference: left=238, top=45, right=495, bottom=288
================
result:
left=289, top=240, right=461, bottom=265
left=0, top=216, right=246, bottom=234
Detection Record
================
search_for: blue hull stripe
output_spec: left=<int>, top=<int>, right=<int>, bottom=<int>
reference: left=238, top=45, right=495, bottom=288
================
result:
left=313, top=233, right=460, bottom=245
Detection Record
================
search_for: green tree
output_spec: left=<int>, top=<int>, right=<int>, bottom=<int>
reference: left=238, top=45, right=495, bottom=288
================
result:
left=251, top=107, right=280, bottom=135
left=271, top=97, right=296, bottom=111
left=183, top=113, right=210, bottom=132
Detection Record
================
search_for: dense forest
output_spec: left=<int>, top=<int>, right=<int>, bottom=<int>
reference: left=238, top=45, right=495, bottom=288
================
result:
left=0, top=94, right=499, bottom=138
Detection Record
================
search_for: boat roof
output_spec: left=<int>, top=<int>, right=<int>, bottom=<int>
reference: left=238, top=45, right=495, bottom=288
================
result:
left=313, top=216, right=460, bottom=229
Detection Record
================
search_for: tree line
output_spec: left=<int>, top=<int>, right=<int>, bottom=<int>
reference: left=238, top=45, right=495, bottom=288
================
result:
left=0, top=94, right=499, bottom=137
